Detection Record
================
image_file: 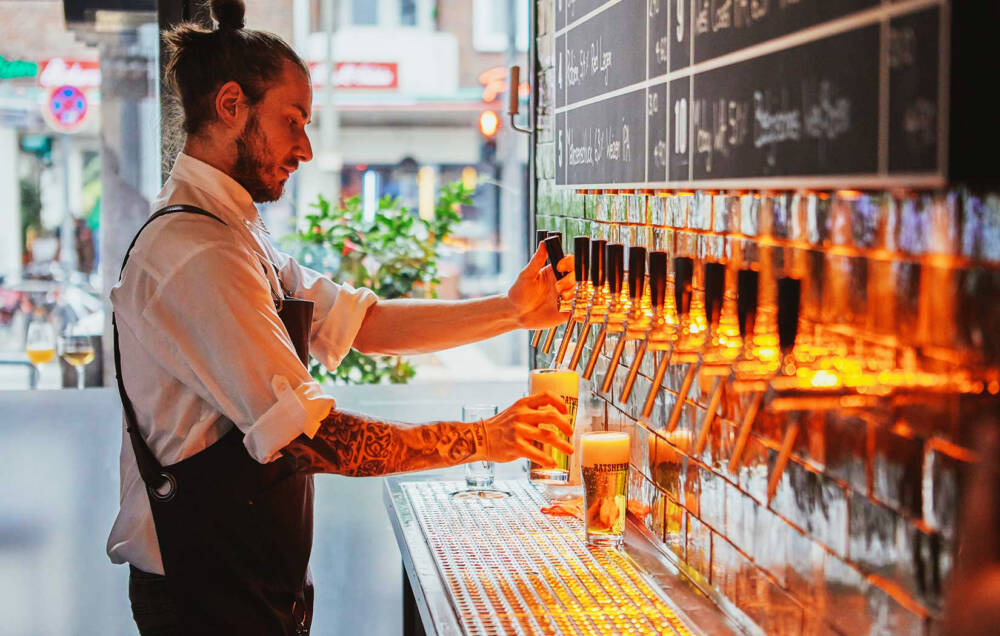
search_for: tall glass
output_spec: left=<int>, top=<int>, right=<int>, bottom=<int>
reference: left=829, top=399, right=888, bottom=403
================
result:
left=463, top=404, right=498, bottom=489
left=580, top=431, right=630, bottom=548
left=59, top=334, right=95, bottom=390
left=528, top=368, right=579, bottom=483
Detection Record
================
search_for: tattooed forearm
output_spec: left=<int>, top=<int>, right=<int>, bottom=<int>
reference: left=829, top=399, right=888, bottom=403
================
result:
left=282, top=408, right=489, bottom=476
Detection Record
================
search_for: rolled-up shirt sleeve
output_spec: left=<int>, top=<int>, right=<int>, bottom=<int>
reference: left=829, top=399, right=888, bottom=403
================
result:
left=138, top=242, right=334, bottom=463
left=272, top=250, right=378, bottom=371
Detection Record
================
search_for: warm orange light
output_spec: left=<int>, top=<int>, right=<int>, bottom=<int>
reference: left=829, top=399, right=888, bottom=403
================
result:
left=478, top=110, right=500, bottom=138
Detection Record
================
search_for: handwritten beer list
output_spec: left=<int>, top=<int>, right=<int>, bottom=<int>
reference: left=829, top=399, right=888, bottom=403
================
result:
left=554, top=0, right=945, bottom=188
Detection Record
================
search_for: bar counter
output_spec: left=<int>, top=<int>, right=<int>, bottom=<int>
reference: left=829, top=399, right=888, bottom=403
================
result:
left=385, top=474, right=741, bottom=636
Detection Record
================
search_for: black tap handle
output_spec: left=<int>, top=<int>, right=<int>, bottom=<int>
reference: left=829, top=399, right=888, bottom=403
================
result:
left=674, top=256, right=694, bottom=317
left=737, top=269, right=759, bottom=340
left=777, top=277, right=801, bottom=352
left=547, top=231, right=562, bottom=241
left=543, top=235, right=567, bottom=280
left=574, top=236, right=590, bottom=282
left=590, top=239, right=607, bottom=287
left=606, top=243, right=624, bottom=295
left=628, top=246, right=646, bottom=301
left=648, top=251, right=667, bottom=310
left=704, top=262, right=726, bottom=328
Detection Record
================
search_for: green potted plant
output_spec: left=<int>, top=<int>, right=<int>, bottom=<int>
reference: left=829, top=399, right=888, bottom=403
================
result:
left=284, top=180, right=472, bottom=384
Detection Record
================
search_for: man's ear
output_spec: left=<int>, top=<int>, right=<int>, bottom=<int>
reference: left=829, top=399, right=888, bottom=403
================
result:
left=215, top=81, right=247, bottom=130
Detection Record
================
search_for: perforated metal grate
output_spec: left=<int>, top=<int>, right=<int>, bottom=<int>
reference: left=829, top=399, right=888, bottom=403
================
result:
left=402, top=480, right=698, bottom=636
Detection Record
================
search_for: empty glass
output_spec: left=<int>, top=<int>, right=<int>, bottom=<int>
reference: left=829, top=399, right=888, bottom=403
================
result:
left=463, top=404, right=498, bottom=489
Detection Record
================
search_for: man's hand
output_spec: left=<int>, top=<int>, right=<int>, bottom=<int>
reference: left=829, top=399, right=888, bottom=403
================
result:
left=482, top=392, right=574, bottom=467
left=506, top=244, right=576, bottom=329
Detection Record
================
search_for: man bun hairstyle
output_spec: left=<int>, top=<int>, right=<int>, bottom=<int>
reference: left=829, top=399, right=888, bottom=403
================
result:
left=163, top=0, right=309, bottom=136
left=212, top=0, right=245, bottom=30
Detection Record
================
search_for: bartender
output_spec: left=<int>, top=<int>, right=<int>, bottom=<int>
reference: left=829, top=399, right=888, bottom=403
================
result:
left=107, top=1, right=575, bottom=633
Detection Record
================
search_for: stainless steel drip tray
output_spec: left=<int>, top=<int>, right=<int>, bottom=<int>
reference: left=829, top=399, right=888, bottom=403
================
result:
left=385, top=478, right=734, bottom=636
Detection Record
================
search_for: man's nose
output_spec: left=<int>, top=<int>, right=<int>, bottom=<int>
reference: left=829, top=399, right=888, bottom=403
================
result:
left=296, top=130, right=313, bottom=163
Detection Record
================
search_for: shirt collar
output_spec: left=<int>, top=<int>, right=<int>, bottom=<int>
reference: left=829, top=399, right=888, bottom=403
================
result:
left=167, top=152, right=260, bottom=227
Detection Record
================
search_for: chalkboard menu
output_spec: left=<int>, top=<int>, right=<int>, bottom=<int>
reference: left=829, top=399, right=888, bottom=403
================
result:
left=553, top=0, right=949, bottom=189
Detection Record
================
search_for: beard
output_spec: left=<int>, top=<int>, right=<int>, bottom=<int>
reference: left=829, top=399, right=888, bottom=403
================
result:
left=232, top=112, right=285, bottom=203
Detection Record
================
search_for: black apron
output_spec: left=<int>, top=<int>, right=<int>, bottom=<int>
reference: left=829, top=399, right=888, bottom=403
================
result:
left=113, top=205, right=316, bottom=635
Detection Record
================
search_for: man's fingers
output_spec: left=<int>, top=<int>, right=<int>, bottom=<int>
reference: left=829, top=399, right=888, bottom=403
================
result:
left=520, top=391, right=568, bottom=414
left=525, top=244, right=548, bottom=275
left=516, top=423, right=574, bottom=455
left=555, top=274, right=575, bottom=295
left=516, top=410, right=573, bottom=437
left=515, top=438, right=556, bottom=467
left=556, top=255, right=574, bottom=273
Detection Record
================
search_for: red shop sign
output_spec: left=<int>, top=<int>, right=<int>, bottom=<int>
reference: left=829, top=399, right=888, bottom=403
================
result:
left=309, top=61, right=398, bottom=90
left=38, top=58, right=101, bottom=89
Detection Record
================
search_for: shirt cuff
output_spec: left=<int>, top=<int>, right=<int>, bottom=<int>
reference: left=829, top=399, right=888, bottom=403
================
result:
left=311, top=283, right=378, bottom=370
left=242, top=375, right=334, bottom=463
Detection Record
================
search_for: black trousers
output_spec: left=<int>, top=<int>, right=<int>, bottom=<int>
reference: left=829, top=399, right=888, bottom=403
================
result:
left=129, top=565, right=181, bottom=636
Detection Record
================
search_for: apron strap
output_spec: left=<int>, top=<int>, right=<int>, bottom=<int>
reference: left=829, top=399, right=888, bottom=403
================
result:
left=113, top=204, right=227, bottom=498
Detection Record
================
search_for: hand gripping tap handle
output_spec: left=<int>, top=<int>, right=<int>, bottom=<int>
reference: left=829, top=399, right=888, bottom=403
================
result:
left=542, top=235, right=568, bottom=280
left=568, top=239, right=607, bottom=370
left=531, top=231, right=559, bottom=347
left=601, top=246, right=646, bottom=394
left=583, top=243, right=624, bottom=380
left=644, top=255, right=695, bottom=421
left=729, top=275, right=801, bottom=476
left=552, top=236, right=591, bottom=361
left=621, top=250, right=666, bottom=403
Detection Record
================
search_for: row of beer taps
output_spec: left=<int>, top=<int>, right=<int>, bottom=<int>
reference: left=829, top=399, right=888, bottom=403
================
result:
left=531, top=231, right=997, bottom=486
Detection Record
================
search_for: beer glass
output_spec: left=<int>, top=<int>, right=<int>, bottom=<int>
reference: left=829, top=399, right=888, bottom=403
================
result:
left=463, top=404, right=498, bottom=488
left=580, top=431, right=630, bottom=548
left=528, top=368, right=579, bottom=483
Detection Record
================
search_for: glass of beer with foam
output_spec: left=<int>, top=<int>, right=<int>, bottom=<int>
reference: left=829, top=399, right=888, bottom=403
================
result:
left=580, top=431, right=630, bottom=548
left=528, top=368, right=579, bottom=483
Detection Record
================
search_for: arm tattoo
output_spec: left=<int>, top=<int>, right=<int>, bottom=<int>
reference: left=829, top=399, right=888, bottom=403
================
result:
left=283, top=408, right=488, bottom=476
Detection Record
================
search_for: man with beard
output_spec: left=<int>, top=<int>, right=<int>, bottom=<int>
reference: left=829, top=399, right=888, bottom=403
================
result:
left=108, top=1, right=576, bottom=633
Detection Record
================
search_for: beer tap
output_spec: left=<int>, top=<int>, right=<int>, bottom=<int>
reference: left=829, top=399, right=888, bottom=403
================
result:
left=640, top=256, right=697, bottom=420
left=692, top=268, right=756, bottom=457
left=552, top=236, right=592, bottom=362
left=620, top=251, right=674, bottom=403
left=601, top=246, right=648, bottom=394
left=582, top=243, right=627, bottom=380
left=567, top=239, right=609, bottom=371
left=728, top=276, right=801, bottom=476
left=533, top=233, right=569, bottom=348
left=531, top=230, right=557, bottom=349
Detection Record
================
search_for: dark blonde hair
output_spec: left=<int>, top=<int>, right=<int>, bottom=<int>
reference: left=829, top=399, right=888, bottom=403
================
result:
left=163, top=0, right=309, bottom=135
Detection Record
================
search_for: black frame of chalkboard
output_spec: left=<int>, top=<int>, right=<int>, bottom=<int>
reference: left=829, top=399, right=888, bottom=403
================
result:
left=550, top=0, right=993, bottom=191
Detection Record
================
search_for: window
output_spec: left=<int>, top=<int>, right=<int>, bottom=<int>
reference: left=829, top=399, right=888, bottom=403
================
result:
left=473, top=0, right=528, bottom=52
left=351, top=0, right=377, bottom=25
left=399, top=0, right=417, bottom=26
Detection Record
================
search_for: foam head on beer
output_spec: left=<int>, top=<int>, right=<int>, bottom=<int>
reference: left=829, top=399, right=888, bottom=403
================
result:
left=581, top=431, right=630, bottom=467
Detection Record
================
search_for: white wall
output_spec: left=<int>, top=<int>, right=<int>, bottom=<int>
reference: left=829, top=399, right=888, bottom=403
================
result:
left=0, top=127, right=21, bottom=279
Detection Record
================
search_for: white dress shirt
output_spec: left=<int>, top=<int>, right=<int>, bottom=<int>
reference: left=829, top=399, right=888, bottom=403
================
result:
left=106, top=152, right=377, bottom=574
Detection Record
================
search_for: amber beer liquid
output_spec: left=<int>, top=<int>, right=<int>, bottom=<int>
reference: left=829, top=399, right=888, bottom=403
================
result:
left=581, top=431, right=630, bottom=548
left=528, top=368, right=579, bottom=483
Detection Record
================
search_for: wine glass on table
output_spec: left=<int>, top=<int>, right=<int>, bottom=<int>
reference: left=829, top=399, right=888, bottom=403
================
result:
left=59, top=331, right=95, bottom=390
left=25, top=319, right=56, bottom=387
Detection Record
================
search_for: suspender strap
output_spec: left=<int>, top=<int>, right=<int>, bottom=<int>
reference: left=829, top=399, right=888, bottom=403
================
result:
left=113, top=205, right=226, bottom=496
